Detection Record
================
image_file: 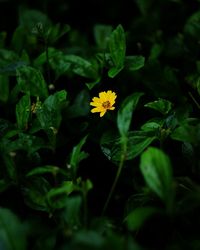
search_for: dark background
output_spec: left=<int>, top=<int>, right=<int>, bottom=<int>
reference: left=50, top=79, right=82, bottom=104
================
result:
left=1, top=0, right=199, bottom=57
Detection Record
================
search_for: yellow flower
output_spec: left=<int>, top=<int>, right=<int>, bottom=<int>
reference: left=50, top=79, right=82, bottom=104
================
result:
left=90, top=90, right=117, bottom=117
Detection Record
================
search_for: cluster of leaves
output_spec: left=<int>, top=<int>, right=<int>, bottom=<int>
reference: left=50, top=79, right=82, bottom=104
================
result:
left=0, top=1, right=200, bottom=249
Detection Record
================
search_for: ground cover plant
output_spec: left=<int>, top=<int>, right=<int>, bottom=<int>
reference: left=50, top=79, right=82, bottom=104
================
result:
left=0, top=0, right=200, bottom=249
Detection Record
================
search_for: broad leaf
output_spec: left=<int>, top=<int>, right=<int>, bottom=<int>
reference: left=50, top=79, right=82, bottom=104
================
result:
left=117, top=92, right=144, bottom=137
left=64, top=55, right=99, bottom=79
left=47, top=181, right=77, bottom=209
left=184, top=11, right=200, bottom=38
left=140, top=147, right=174, bottom=211
left=170, top=123, right=200, bottom=144
left=125, top=56, right=145, bottom=71
left=19, top=8, right=51, bottom=31
left=47, top=23, right=70, bottom=44
left=125, top=206, right=160, bottom=231
left=8, top=133, right=48, bottom=156
left=16, top=66, right=48, bottom=98
left=144, top=98, right=173, bottom=115
left=0, top=207, right=28, bottom=250
left=66, top=89, right=90, bottom=118
left=94, top=24, right=112, bottom=49
left=108, top=24, right=126, bottom=78
left=16, top=94, right=31, bottom=130
left=141, top=120, right=161, bottom=132
left=36, top=90, right=67, bottom=141
left=101, top=131, right=156, bottom=162
left=23, top=177, right=51, bottom=211
left=61, top=195, right=82, bottom=228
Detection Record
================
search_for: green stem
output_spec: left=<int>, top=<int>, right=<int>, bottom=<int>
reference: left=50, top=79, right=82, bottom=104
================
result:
left=81, top=180, right=89, bottom=228
left=102, top=137, right=127, bottom=215
left=188, top=92, right=200, bottom=110
left=45, top=41, right=51, bottom=86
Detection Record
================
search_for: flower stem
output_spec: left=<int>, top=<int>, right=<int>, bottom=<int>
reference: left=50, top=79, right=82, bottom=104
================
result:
left=81, top=181, right=89, bottom=228
left=102, top=137, right=127, bottom=215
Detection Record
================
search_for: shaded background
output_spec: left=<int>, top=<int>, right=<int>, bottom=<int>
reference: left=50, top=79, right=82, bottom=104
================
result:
left=0, top=0, right=199, bottom=56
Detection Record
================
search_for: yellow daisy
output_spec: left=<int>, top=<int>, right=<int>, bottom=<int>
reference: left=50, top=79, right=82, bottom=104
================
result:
left=90, top=90, right=117, bottom=117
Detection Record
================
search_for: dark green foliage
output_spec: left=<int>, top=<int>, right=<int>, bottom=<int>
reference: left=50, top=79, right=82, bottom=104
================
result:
left=0, top=0, right=200, bottom=249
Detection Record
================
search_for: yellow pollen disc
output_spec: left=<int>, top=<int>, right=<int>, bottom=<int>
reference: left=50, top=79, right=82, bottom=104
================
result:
left=102, top=101, right=111, bottom=109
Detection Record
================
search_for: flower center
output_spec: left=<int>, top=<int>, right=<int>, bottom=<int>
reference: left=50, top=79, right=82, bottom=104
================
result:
left=102, top=101, right=111, bottom=109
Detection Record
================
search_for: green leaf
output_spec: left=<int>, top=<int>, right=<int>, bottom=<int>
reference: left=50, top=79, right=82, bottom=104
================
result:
left=47, top=23, right=70, bottom=44
left=108, top=24, right=126, bottom=78
left=61, top=195, right=82, bottom=228
left=184, top=11, right=200, bottom=38
left=26, top=165, right=68, bottom=177
left=34, top=48, right=69, bottom=77
left=125, top=56, right=145, bottom=71
left=1, top=153, right=16, bottom=181
left=94, top=24, right=112, bottom=49
left=0, top=49, right=19, bottom=66
left=34, top=47, right=58, bottom=67
left=0, top=119, right=14, bottom=137
left=149, top=43, right=163, bottom=61
left=84, top=179, right=93, bottom=192
left=47, top=181, right=77, bottom=209
left=23, top=177, right=51, bottom=211
left=16, top=94, right=31, bottom=130
left=140, top=147, right=174, bottom=211
left=0, top=61, right=27, bottom=75
left=11, top=26, right=27, bottom=53
left=64, top=55, right=99, bottom=80
left=135, top=0, right=152, bottom=15
left=108, top=67, right=123, bottom=78
left=16, top=66, right=48, bottom=98
left=117, top=92, right=144, bottom=137
left=11, top=25, right=38, bottom=55
left=125, top=206, right=160, bottom=231
left=36, top=90, right=67, bottom=141
left=170, top=123, right=200, bottom=144
left=66, top=89, right=90, bottom=118
left=72, top=230, right=104, bottom=248
left=141, top=120, right=161, bottom=132
left=0, top=49, right=26, bottom=75
left=8, top=133, right=48, bottom=156
left=0, top=75, right=9, bottom=102
left=69, top=135, right=89, bottom=178
left=19, top=8, right=51, bottom=31
left=101, top=131, right=156, bottom=162
left=85, top=76, right=101, bottom=90
left=144, top=98, right=173, bottom=115
left=46, top=52, right=100, bottom=83
left=0, top=179, right=12, bottom=193
left=0, top=207, right=28, bottom=250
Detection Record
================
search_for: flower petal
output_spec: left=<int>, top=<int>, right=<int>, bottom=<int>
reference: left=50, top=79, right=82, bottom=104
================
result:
left=106, top=90, right=113, bottom=99
left=90, top=102, right=102, bottom=107
left=107, top=91, right=117, bottom=105
left=91, top=107, right=101, bottom=113
left=100, top=110, right=107, bottom=117
left=99, top=91, right=107, bottom=101
left=109, top=107, right=115, bottom=110
left=92, top=97, right=101, bottom=103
